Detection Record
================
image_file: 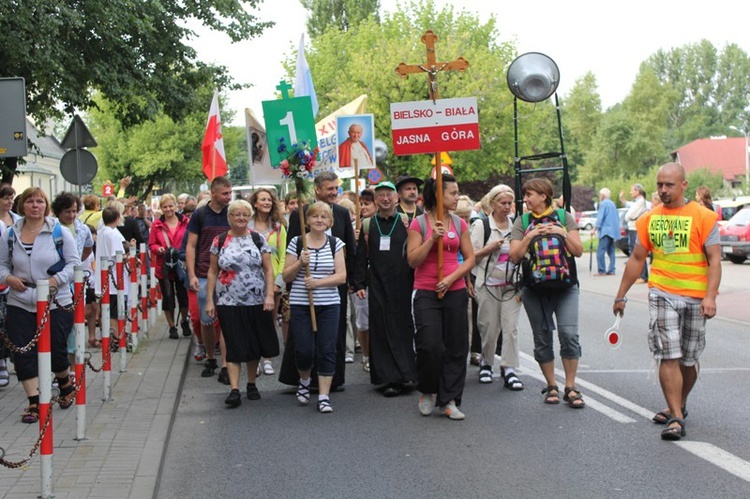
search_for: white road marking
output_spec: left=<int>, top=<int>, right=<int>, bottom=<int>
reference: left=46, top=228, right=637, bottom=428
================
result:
left=511, top=351, right=750, bottom=482
left=676, top=442, right=750, bottom=482
left=514, top=354, right=636, bottom=422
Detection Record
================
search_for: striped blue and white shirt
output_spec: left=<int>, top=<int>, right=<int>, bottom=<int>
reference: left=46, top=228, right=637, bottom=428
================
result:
left=286, top=235, right=344, bottom=306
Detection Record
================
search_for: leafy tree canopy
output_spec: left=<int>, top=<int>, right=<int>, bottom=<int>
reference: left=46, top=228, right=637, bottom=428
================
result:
left=0, top=0, right=273, bottom=128
left=295, top=0, right=524, bottom=181
left=301, top=0, right=381, bottom=39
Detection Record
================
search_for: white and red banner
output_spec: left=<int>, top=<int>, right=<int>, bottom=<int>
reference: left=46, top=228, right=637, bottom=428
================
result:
left=202, top=89, right=228, bottom=181
left=390, top=97, right=479, bottom=156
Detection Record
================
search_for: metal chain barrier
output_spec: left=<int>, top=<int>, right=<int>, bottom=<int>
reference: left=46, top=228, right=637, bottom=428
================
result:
left=0, top=301, right=51, bottom=354
left=51, top=274, right=88, bottom=313
left=0, top=404, right=54, bottom=469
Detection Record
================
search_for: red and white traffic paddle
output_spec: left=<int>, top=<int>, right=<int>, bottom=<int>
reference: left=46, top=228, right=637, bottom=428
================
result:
left=605, top=316, right=622, bottom=349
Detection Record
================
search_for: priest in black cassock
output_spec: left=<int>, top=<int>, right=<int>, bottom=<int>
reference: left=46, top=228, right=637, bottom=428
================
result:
left=278, top=171, right=356, bottom=391
left=353, top=181, right=417, bottom=397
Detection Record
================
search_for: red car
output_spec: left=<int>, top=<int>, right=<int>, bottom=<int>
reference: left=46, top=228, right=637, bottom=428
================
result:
left=720, top=207, right=750, bottom=264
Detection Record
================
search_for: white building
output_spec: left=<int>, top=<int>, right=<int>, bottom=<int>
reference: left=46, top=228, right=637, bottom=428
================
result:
left=12, top=118, right=80, bottom=197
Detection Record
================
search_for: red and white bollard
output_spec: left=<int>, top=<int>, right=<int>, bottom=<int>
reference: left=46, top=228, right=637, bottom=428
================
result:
left=100, top=256, right=112, bottom=401
left=37, top=279, right=54, bottom=498
left=129, top=246, right=139, bottom=351
left=156, top=274, right=163, bottom=316
left=116, top=250, right=127, bottom=373
left=73, top=266, right=87, bottom=441
left=140, top=243, right=149, bottom=339
left=149, top=260, right=157, bottom=327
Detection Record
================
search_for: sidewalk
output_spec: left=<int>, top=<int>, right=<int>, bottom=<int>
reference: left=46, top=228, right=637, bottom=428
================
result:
left=575, top=251, right=748, bottom=323
left=0, top=313, right=189, bottom=499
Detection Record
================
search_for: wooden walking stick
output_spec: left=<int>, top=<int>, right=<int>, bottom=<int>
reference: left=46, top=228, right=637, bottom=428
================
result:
left=297, top=194, right=318, bottom=332
left=354, top=159, right=361, bottom=233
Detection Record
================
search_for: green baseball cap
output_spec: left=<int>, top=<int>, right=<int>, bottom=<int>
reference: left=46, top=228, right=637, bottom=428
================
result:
left=374, top=181, right=396, bottom=191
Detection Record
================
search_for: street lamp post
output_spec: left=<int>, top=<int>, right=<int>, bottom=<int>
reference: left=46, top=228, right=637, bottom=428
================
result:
left=729, top=125, right=750, bottom=188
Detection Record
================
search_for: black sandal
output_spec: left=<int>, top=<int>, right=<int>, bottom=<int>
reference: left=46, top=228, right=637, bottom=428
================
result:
left=22, top=405, right=39, bottom=424
left=542, top=385, right=560, bottom=404
left=58, top=380, right=75, bottom=409
left=563, top=386, right=585, bottom=409
left=502, top=370, right=524, bottom=391
left=661, top=417, right=686, bottom=440
left=652, top=407, right=688, bottom=424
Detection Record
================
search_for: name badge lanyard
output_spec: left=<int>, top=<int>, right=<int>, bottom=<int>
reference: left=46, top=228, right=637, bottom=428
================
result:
left=375, top=215, right=398, bottom=251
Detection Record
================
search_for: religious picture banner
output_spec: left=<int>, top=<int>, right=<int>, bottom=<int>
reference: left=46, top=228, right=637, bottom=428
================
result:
left=390, top=97, right=479, bottom=156
left=312, top=94, right=368, bottom=179
left=335, top=114, right=375, bottom=170
left=244, top=108, right=283, bottom=185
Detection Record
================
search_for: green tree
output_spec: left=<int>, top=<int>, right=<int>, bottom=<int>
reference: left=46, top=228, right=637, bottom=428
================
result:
left=301, top=0, right=380, bottom=38
left=641, top=40, right=750, bottom=146
left=561, top=72, right=603, bottom=180
left=88, top=86, right=233, bottom=199
left=0, top=0, right=272, bottom=181
left=293, top=0, right=520, bottom=181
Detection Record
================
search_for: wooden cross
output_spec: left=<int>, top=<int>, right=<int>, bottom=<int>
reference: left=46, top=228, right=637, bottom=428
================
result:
left=395, top=30, right=469, bottom=297
left=395, top=30, right=469, bottom=103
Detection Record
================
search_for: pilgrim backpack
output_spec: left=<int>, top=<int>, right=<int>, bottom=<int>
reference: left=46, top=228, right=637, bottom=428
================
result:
left=216, top=230, right=265, bottom=255
left=7, top=222, right=65, bottom=275
left=520, top=209, right=576, bottom=291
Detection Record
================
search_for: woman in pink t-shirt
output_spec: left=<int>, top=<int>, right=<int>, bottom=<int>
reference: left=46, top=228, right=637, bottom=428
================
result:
left=407, top=174, right=475, bottom=421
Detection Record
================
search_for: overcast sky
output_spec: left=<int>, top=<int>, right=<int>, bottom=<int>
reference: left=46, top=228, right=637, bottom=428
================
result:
left=191, top=0, right=750, bottom=126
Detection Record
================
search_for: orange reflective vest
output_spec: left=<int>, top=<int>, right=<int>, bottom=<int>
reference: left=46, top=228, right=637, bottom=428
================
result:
left=636, top=202, right=718, bottom=299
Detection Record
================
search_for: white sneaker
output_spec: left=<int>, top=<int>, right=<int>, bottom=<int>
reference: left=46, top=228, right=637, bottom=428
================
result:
left=418, top=393, right=435, bottom=416
left=345, top=355, right=354, bottom=364
left=439, top=400, right=465, bottom=421
left=263, top=360, right=274, bottom=375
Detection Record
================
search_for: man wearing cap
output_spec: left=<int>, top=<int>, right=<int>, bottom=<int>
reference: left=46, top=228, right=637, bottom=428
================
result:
left=395, top=175, right=424, bottom=223
left=278, top=171, right=356, bottom=391
left=353, top=181, right=417, bottom=397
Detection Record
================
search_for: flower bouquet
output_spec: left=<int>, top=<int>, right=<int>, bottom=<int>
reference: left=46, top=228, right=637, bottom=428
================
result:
left=277, top=138, right=319, bottom=192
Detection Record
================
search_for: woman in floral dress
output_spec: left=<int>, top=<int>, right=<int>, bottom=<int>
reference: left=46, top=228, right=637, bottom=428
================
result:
left=205, top=199, right=278, bottom=408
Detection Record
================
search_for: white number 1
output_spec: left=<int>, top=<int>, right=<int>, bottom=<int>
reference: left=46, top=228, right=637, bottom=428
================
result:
left=279, top=112, right=298, bottom=145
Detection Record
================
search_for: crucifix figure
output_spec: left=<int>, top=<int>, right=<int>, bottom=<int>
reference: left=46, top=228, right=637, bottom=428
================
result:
left=395, top=30, right=469, bottom=103
left=395, top=30, right=469, bottom=297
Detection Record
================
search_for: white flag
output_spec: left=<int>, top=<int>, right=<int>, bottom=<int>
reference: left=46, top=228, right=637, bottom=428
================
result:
left=294, top=33, right=319, bottom=117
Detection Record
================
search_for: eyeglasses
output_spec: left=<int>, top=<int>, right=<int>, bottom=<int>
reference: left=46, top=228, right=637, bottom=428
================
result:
left=229, top=213, right=251, bottom=219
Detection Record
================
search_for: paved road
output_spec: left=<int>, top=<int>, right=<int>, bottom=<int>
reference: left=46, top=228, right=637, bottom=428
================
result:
left=158, top=256, right=750, bottom=498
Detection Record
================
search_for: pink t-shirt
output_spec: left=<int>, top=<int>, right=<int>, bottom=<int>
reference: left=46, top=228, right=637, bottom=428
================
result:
left=410, top=216, right=468, bottom=292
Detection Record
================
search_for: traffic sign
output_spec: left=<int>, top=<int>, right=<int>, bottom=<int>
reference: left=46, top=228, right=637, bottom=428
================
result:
left=430, top=165, right=453, bottom=179
left=0, top=77, right=28, bottom=158
left=60, top=149, right=98, bottom=185
left=61, top=115, right=97, bottom=149
left=367, top=168, right=383, bottom=184
left=390, top=97, right=479, bottom=156
left=430, top=151, right=453, bottom=166
left=262, top=81, right=317, bottom=167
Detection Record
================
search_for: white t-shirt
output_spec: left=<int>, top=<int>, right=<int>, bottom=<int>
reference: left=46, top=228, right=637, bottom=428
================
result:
left=94, top=225, right=128, bottom=296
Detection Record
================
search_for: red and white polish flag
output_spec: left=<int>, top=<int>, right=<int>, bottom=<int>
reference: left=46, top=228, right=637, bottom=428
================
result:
left=202, top=89, right=228, bottom=181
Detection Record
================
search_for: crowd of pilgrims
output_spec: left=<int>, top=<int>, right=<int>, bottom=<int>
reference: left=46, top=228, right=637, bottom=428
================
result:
left=0, top=171, right=587, bottom=422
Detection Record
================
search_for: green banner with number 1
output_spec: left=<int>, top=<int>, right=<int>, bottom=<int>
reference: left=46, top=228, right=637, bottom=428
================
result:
left=262, top=83, right=317, bottom=167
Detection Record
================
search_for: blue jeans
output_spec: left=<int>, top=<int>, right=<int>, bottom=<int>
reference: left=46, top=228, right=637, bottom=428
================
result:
left=596, top=235, right=616, bottom=274
left=627, top=230, right=648, bottom=280
left=291, top=304, right=340, bottom=376
left=521, top=285, right=581, bottom=364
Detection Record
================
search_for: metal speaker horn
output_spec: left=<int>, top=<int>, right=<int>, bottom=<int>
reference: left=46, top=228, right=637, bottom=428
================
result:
left=506, top=52, right=560, bottom=103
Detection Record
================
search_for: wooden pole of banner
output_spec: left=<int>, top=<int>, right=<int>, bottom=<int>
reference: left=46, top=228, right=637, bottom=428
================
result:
left=297, top=206, right=318, bottom=332
left=354, top=159, right=361, bottom=232
left=395, top=30, right=469, bottom=297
